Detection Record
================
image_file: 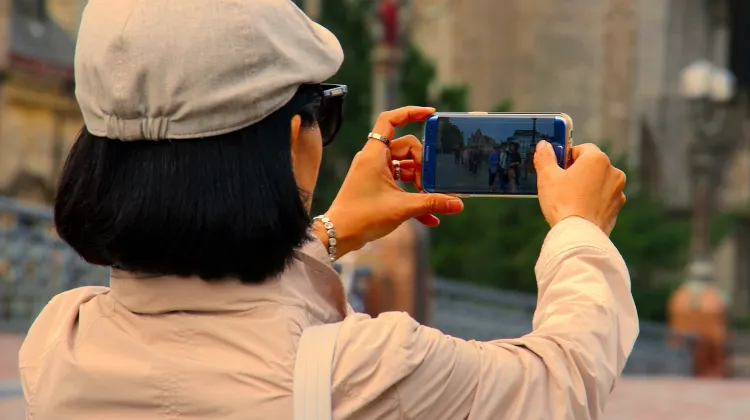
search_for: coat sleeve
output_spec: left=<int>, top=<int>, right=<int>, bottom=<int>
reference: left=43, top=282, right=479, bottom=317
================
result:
left=334, top=217, right=639, bottom=420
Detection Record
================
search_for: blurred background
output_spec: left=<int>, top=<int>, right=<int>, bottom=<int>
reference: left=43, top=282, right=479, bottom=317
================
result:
left=2, top=0, right=750, bottom=418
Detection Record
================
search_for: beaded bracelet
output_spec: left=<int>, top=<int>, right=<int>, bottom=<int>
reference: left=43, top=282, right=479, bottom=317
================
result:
left=313, top=215, right=337, bottom=262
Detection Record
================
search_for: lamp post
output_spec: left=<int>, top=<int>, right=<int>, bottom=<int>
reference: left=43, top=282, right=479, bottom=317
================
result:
left=668, top=58, right=736, bottom=377
left=679, top=59, right=736, bottom=284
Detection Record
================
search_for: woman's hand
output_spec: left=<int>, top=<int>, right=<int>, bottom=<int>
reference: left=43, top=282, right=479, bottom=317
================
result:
left=314, top=106, right=464, bottom=257
left=534, top=140, right=626, bottom=235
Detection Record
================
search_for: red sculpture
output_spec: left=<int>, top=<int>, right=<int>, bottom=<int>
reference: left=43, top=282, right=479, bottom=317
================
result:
left=378, top=0, right=399, bottom=47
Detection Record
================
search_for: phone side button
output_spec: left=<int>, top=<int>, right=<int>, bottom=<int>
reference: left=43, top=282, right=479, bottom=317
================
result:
left=424, top=145, right=430, bottom=162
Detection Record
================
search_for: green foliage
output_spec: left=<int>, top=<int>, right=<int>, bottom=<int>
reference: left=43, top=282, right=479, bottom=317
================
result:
left=398, top=45, right=470, bottom=138
left=312, top=0, right=376, bottom=214
left=491, top=100, right=514, bottom=112
left=427, top=156, right=702, bottom=321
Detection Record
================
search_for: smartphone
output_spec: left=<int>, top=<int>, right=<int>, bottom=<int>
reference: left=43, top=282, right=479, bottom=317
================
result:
left=421, top=112, right=573, bottom=197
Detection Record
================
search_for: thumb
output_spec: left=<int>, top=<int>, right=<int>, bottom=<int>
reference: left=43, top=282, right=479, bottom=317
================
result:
left=533, top=140, right=563, bottom=175
left=404, top=192, right=464, bottom=218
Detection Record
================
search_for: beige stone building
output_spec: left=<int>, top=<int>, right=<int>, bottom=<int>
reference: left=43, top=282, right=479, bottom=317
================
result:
left=410, top=0, right=750, bottom=206
left=412, top=0, right=638, bottom=156
left=411, top=0, right=750, bottom=314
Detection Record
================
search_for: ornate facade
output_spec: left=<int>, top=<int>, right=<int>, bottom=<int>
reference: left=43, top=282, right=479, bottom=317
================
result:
left=0, top=0, right=83, bottom=204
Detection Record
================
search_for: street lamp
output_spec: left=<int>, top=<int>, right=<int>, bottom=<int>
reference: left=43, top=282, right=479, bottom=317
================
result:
left=668, top=59, right=735, bottom=377
left=678, top=59, right=736, bottom=279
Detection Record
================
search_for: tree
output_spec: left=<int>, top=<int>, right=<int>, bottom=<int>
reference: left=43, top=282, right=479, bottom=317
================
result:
left=437, top=121, right=463, bottom=152
left=312, top=0, right=376, bottom=214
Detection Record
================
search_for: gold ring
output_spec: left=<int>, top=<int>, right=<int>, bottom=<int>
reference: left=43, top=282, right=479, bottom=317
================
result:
left=368, top=132, right=391, bottom=147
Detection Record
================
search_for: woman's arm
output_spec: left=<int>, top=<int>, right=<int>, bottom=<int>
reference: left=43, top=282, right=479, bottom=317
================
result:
left=332, top=217, right=638, bottom=420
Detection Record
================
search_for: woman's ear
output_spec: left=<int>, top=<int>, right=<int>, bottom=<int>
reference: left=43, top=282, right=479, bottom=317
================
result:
left=290, top=114, right=302, bottom=149
left=290, top=114, right=303, bottom=173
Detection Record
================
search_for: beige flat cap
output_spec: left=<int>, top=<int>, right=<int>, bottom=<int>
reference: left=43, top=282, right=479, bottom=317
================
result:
left=75, top=0, right=344, bottom=141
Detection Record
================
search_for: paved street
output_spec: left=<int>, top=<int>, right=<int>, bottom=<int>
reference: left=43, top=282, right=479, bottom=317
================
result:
left=435, top=154, right=537, bottom=194
left=0, top=335, right=23, bottom=420
left=605, top=378, right=750, bottom=419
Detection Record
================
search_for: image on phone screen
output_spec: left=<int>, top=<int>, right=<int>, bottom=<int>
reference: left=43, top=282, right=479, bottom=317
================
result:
left=424, top=115, right=567, bottom=196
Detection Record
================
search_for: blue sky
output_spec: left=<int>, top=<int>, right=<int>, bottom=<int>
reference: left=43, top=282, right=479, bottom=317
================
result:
left=447, top=116, right=555, bottom=144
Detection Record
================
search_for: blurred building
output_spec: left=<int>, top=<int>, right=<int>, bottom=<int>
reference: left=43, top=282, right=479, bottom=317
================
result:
left=0, top=0, right=85, bottom=204
left=467, top=128, right=493, bottom=149
left=411, top=0, right=750, bottom=316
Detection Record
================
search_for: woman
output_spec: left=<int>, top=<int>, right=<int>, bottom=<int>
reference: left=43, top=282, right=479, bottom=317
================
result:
left=507, top=142, right=523, bottom=193
left=488, top=146, right=500, bottom=192
left=19, top=1, right=637, bottom=419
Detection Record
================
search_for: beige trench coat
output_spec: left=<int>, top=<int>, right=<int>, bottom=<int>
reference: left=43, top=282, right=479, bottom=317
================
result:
left=19, top=217, right=638, bottom=419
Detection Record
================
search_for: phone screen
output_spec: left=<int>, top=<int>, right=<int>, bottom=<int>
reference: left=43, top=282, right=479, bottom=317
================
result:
left=428, top=115, right=566, bottom=195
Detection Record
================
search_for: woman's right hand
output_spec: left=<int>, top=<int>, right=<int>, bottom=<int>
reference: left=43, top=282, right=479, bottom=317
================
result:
left=316, top=107, right=464, bottom=258
left=533, top=141, right=626, bottom=235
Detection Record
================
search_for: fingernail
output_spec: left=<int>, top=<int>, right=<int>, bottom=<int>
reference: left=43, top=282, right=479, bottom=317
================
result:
left=446, top=199, right=464, bottom=213
left=536, top=141, right=548, bottom=151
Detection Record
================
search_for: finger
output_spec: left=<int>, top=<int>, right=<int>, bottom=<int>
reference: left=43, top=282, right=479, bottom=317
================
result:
left=390, top=135, right=423, bottom=165
left=393, top=168, right=416, bottom=183
left=571, top=143, right=604, bottom=162
left=416, top=214, right=440, bottom=227
left=398, top=168, right=416, bottom=184
left=395, top=160, right=417, bottom=170
left=403, top=192, right=464, bottom=219
left=367, top=107, right=435, bottom=148
left=533, top=141, right=563, bottom=175
left=392, top=160, right=419, bottom=185
left=615, top=169, right=627, bottom=190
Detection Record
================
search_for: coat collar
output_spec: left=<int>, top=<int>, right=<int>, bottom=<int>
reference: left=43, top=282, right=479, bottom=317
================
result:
left=108, top=236, right=348, bottom=323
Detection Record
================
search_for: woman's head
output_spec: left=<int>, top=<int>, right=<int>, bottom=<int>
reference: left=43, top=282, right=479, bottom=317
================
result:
left=56, top=84, right=345, bottom=284
left=60, top=1, right=346, bottom=283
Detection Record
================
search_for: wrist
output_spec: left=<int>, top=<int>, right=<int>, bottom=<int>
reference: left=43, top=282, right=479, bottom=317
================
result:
left=312, top=212, right=359, bottom=261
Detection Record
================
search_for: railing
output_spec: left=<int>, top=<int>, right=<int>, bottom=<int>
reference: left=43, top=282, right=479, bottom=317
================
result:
left=1, top=196, right=694, bottom=375
left=0, top=197, right=109, bottom=333
left=432, top=278, right=695, bottom=375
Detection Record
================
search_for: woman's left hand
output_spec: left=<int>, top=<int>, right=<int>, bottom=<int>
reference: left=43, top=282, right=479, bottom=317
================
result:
left=316, top=106, right=464, bottom=258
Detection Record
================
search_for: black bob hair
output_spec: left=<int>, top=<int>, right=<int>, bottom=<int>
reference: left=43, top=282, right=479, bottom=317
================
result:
left=55, top=85, right=323, bottom=284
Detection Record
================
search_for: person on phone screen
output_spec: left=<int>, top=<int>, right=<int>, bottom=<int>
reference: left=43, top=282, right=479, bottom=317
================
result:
left=507, top=142, right=523, bottom=193
left=18, top=1, right=637, bottom=419
left=498, top=142, right=509, bottom=192
left=488, top=146, right=500, bottom=192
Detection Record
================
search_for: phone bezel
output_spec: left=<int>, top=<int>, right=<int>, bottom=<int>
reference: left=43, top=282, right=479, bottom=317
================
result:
left=421, top=112, right=573, bottom=198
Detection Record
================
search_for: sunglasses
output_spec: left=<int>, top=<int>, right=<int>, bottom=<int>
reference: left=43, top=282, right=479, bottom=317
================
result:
left=317, top=83, right=347, bottom=147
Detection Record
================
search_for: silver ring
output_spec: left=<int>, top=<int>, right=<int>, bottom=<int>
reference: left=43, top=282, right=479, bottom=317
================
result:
left=392, top=160, right=401, bottom=181
left=368, top=132, right=391, bottom=147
